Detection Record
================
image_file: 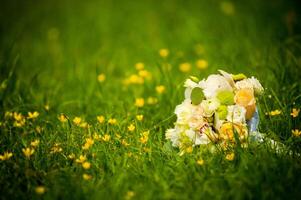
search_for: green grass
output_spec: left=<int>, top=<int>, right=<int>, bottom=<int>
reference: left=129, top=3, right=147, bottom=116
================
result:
left=1, top=0, right=301, bottom=199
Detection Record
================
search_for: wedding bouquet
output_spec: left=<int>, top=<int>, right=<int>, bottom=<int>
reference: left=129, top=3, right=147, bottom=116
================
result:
left=166, top=70, right=264, bottom=153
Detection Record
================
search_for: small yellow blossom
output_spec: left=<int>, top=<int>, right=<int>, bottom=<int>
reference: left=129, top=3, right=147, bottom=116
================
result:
left=97, top=115, right=105, bottom=124
left=108, top=118, right=117, bottom=125
left=58, top=114, right=68, bottom=123
left=138, top=70, right=152, bottom=79
left=135, top=62, right=144, bottom=71
left=50, top=143, right=62, bottom=154
left=185, top=146, right=193, bottom=153
left=73, top=117, right=82, bottom=125
left=68, top=153, right=75, bottom=160
left=44, top=104, right=50, bottom=111
left=128, top=124, right=135, bottom=132
left=76, top=155, right=87, bottom=163
left=179, top=62, right=191, bottom=72
left=292, top=129, right=301, bottom=137
left=35, top=186, right=46, bottom=195
left=135, top=98, right=145, bottom=107
left=13, top=112, right=23, bottom=121
left=197, top=159, right=204, bottom=166
left=269, top=110, right=282, bottom=116
left=156, top=85, right=166, bottom=94
left=159, top=48, right=169, bottom=58
left=125, top=191, right=135, bottom=200
left=30, top=140, right=40, bottom=147
left=93, top=133, right=101, bottom=140
left=139, top=131, right=149, bottom=144
left=28, top=111, right=39, bottom=119
left=82, top=138, right=94, bottom=150
left=5, top=111, right=13, bottom=118
left=79, top=122, right=88, bottom=128
left=36, top=126, right=42, bottom=133
left=291, top=108, right=300, bottom=118
left=136, top=115, right=144, bottom=121
left=13, top=119, right=25, bottom=127
left=225, top=152, right=235, bottom=161
left=82, top=161, right=91, bottom=169
left=0, top=151, right=13, bottom=161
left=196, top=59, right=208, bottom=69
left=124, top=74, right=144, bottom=85
left=121, top=139, right=130, bottom=147
left=22, top=147, right=35, bottom=158
left=147, top=97, right=158, bottom=105
left=97, top=73, right=106, bottom=82
left=102, top=134, right=111, bottom=142
left=83, top=173, right=92, bottom=180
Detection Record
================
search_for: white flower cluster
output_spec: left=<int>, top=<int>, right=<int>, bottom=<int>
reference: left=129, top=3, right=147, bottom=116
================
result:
left=166, top=70, right=264, bottom=153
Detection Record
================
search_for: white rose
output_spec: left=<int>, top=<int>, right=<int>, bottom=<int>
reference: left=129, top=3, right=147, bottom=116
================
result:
left=200, top=98, right=220, bottom=117
left=226, top=105, right=247, bottom=123
left=165, top=128, right=180, bottom=147
left=235, top=77, right=264, bottom=95
left=200, top=75, right=233, bottom=99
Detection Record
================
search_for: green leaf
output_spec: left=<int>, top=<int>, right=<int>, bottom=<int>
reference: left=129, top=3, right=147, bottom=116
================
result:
left=191, top=87, right=204, bottom=105
left=232, top=73, right=247, bottom=81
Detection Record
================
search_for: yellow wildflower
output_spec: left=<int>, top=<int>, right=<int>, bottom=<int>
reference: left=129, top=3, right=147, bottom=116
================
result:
left=58, top=114, right=68, bottom=123
left=73, top=117, right=82, bottom=125
left=79, top=122, right=88, bottom=128
left=292, top=129, right=301, bottom=137
left=291, top=108, right=300, bottom=118
left=5, top=111, right=13, bottom=118
left=115, top=134, right=122, bottom=140
left=36, top=126, right=42, bottom=133
left=82, top=161, right=91, bottom=169
left=30, top=139, right=40, bottom=147
left=13, top=118, right=25, bottom=127
left=35, top=186, right=46, bottom=195
left=159, top=48, right=169, bottom=58
left=125, top=74, right=144, bottom=85
left=179, top=62, right=191, bottom=72
left=97, top=73, right=106, bottom=82
left=136, top=114, right=144, bottom=121
left=13, top=112, right=23, bottom=121
left=0, top=151, right=13, bottom=161
left=83, top=173, right=92, bottom=180
left=225, top=152, right=235, bottom=161
left=44, top=104, right=50, bottom=111
left=28, top=111, right=39, bottom=119
left=102, top=134, right=111, bottom=142
left=138, top=70, right=151, bottom=79
left=269, top=110, right=282, bottom=116
left=147, top=97, right=158, bottom=105
left=50, top=143, right=62, bottom=154
left=135, top=98, right=145, bottom=107
left=128, top=124, right=135, bottom=132
left=156, top=85, right=166, bottom=94
left=68, top=153, right=75, bottom=160
left=82, top=138, right=94, bottom=150
left=76, top=155, right=87, bottom=163
left=197, top=159, right=204, bottom=166
left=185, top=146, right=193, bottom=153
left=139, top=131, right=149, bottom=144
left=121, top=139, right=130, bottom=147
left=125, top=191, right=135, bottom=200
left=108, top=118, right=117, bottom=125
left=196, top=59, right=208, bottom=69
left=93, top=133, right=101, bottom=140
left=135, top=62, right=144, bottom=71
left=22, top=147, right=35, bottom=158
left=97, top=115, right=105, bottom=124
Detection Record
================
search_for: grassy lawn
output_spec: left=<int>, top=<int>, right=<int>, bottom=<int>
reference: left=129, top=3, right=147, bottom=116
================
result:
left=0, top=0, right=301, bottom=199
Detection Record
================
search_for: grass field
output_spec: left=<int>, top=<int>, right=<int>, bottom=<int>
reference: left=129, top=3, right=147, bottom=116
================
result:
left=1, top=0, right=301, bottom=199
